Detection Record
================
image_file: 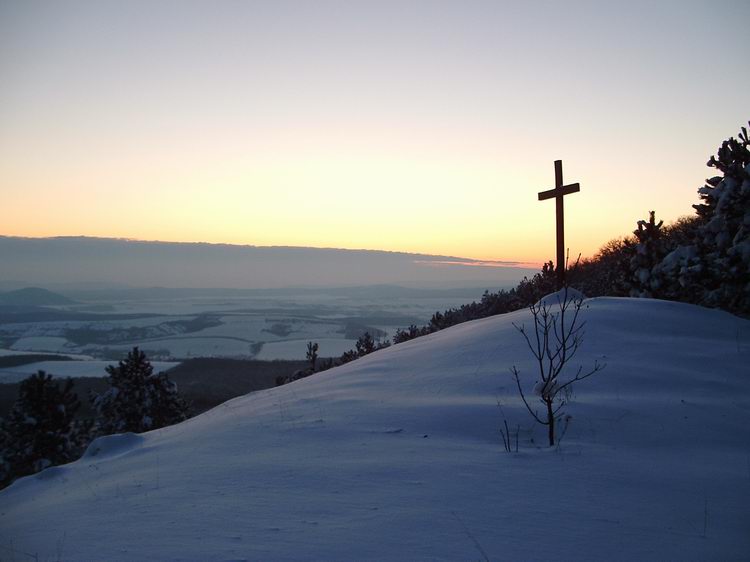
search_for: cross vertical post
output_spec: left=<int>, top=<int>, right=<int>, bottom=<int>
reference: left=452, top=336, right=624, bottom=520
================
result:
left=538, top=160, right=580, bottom=289
left=554, top=160, right=565, bottom=290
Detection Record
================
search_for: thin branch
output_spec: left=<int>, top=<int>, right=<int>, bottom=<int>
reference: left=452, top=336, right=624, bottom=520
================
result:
left=555, top=361, right=606, bottom=395
left=511, top=366, right=547, bottom=425
left=552, top=401, right=567, bottom=415
left=513, top=322, right=543, bottom=361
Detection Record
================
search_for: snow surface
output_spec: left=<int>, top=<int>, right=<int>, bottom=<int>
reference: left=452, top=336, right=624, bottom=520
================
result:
left=10, top=336, right=70, bottom=352
left=1, top=297, right=749, bottom=561
left=536, top=286, right=586, bottom=306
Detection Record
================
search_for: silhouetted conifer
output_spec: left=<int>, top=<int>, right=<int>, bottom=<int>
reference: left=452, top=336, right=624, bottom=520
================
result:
left=93, top=347, right=189, bottom=435
left=355, top=332, right=376, bottom=356
left=306, top=341, right=319, bottom=371
left=0, top=372, right=91, bottom=488
left=629, top=211, right=666, bottom=297
left=627, top=122, right=750, bottom=313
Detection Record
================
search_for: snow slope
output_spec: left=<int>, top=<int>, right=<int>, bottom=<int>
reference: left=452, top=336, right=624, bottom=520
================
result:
left=1, top=297, right=749, bottom=561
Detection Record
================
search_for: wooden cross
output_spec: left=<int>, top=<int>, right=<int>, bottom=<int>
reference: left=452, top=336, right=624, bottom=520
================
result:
left=538, top=160, right=580, bottom=289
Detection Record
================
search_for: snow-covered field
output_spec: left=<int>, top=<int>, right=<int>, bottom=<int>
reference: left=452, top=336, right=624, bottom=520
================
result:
left=1, top=296, right=748, bottom=561
left=95, top=337, right=257, bottom=359
left=0, top=360, right=179, bottom=384
left=9, top=336, right=70, bottom=352
left=195, top=315, right=344, bottom=342
left=0, top=290, right=469, bottom=360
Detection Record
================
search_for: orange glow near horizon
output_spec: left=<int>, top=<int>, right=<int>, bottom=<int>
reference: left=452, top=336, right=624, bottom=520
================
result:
left=1, top=2, right=746, bottom=267
left=0, top=130, right=709, bottom=266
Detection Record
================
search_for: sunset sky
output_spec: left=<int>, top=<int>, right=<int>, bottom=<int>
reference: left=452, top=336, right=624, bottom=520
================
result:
left=1, top=0, right=748, bottom=265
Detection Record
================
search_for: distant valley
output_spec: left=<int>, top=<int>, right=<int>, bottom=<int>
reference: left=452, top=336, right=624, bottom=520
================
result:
left=0, top=236, right=534, bottom=387
left=0, top=284, right=493, bottom=377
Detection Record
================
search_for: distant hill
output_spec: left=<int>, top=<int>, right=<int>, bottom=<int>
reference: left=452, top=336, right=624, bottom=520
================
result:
left=0, top=287, right=75, bottom=306
left=0, top=235, right=537, bottom=290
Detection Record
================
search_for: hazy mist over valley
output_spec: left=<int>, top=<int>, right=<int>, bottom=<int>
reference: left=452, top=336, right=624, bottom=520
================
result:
left=0, top=235, right=536, bottom=370
left=0, top=236, right=536, bottom=291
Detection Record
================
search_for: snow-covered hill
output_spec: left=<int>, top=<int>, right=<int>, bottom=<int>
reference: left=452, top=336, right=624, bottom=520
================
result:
left=1, top=297, right=749, bottom=561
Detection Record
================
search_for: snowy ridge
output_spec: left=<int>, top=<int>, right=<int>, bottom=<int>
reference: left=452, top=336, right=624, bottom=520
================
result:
left=1, top=297, right=749, bottom=561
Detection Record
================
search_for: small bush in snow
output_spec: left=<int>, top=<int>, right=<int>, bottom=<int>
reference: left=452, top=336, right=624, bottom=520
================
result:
left=510, top=288, right=605, bottom=447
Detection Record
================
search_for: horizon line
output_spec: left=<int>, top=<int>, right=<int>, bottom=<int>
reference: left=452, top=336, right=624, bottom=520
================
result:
left=0, top=233, right=543, bottom=269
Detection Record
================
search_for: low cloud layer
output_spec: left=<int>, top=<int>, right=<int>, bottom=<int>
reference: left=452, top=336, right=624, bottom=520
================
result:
left=0, top=236, right=537, bottom=290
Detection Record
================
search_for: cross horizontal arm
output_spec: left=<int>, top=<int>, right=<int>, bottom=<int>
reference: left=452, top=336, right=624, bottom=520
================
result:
left=537, top=183, right=580, bottom=201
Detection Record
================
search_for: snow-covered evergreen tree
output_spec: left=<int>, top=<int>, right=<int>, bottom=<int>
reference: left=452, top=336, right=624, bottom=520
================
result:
left=93, top=347, right=189, bottom=435
left=355, top=332, right=377, bottom=356
left=627, top=123, right=750, bottom=314
left=629, top=211, right=666, bottom=298
left=691, top=124, right=750, bottom=311
left=0, top=371, right=91, bottom=488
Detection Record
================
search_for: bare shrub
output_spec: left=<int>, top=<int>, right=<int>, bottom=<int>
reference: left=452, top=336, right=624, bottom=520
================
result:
left=510, top=288, right=605, bottom=446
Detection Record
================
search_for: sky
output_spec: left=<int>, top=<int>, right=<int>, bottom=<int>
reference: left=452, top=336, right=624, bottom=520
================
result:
left=1, top=0, right=748, bottom=265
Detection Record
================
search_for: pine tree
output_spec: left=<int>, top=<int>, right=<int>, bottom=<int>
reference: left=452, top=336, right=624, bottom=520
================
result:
left=0, top=371, right=92, bottom=488
left=306, top=341, right=319, bottom=371
left=93, top=347, right=189, bottom=435
left=629, top=211, right=666, bottom=298
left=393, top=324, right=433, bottom=344
left=355, top=332, right=376, bottom=356
left=692, top=123, right=750, bottom=311
left=637, top=123, right=750, bottom=313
